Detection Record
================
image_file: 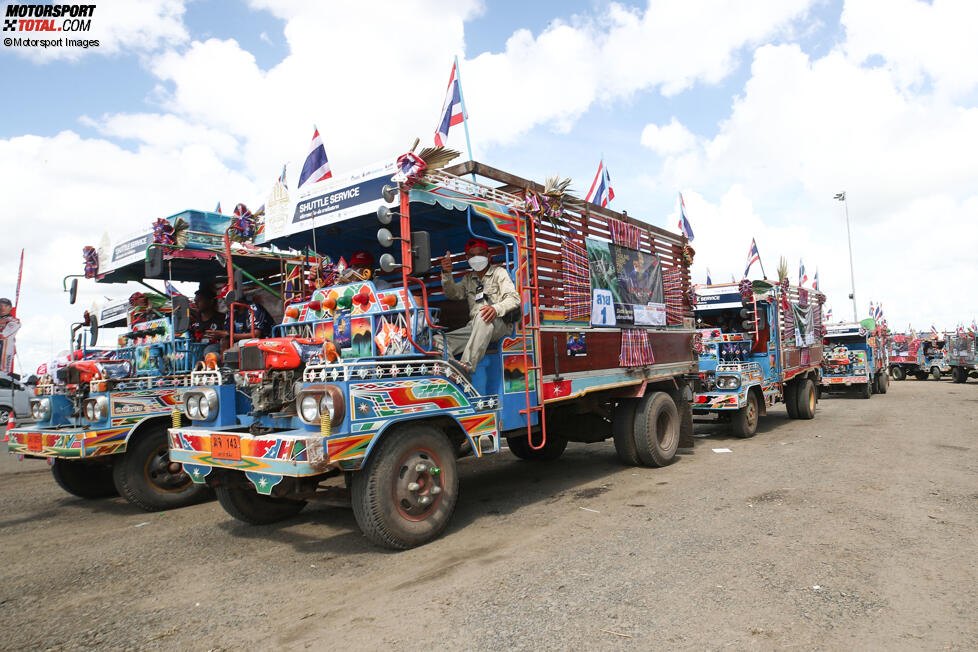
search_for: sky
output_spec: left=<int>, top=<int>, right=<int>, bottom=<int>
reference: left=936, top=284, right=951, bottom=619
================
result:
left=2, top=0, right=977, bottom=374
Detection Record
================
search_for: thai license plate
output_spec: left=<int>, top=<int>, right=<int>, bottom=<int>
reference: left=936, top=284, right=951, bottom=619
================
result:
left=27, top=433, right=42, bottom=452
left=211, top=434, right=241, bottom=461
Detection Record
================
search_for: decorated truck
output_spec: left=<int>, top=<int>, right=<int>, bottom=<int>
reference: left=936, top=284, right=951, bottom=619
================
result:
left=167, top=153, right=699, bottom=549
left=692, top=279, right=825, bottom=437
left=888, top=334, right=945, bottom=381
left=946, top=333, right=977, bottom=383
left=7, top=209, right=299, bottom=510
left=819, top=322, right=889, bottom=398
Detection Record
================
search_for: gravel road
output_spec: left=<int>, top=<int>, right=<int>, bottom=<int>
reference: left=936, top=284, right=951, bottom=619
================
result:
left=1, top=380, right=976, bottom=650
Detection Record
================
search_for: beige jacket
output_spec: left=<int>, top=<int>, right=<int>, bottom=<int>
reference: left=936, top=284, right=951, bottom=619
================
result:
left=441, top=265, right=520, bottom=321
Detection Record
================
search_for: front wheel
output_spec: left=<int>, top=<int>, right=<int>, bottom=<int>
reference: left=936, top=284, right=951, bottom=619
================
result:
left=51, top=459, right=117, bottom=498
left=0, top=407, right=10, bottom=427
left=215, top=483, right=307, bottom=525
left=113, top=424, right=211, bottom=511
left=507, top=433, right=568, bottom=461
left=795, top=378, right=817, bottom=419
left=876, top=373, right=889, bottom=394
left=860, top=382, right=872, bottom=399
left=891, top=366, right=906, bottom=381
left=731, top=391, right=759, bottom=438
left=351, top=424, right=459, bottom=549
left=930, top=367, right=941, bottom=381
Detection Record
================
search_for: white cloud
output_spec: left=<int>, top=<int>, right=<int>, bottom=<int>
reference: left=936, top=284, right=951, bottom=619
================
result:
left=5, top=0, right=190, bottom=63
left=81, top=113, right=241, bottom=155
left=640, top=118, right=696, bottom=155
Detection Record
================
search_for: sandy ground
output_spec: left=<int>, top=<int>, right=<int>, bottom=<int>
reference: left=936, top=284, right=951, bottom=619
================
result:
left=0, top=379, right=976, bottom=651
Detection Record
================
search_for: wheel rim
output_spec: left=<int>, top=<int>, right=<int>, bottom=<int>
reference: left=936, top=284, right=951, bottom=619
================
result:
left=142, top=444, right=193, bottom=493
left=0, top=408, right=9, bottom=426
left=807, top=386, right=815, bottom=411
left=746, top=397, right=758, bottom=428
left=393, top=447, right=444, bottom=521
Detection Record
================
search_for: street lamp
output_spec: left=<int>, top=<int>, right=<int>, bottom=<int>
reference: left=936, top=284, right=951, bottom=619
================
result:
left=834, top=191, right=858, bottom=322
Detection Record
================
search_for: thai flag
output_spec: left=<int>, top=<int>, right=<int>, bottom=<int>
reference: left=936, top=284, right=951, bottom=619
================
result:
left=678, top=192, right=694, bottom=241
left=585, top=160, right=615, bottom=207
left=812, top=269, right=819, bottom=291
left=278, top=163, right=287, bottom=186
left=931, top=324, right=938, bottom=337
left=706, top=267, right=712, bottom=285
left=298, top=125, right=332, bottom=189
left=799, top=259, right=807, bottom=287
left=826, top=308, right=833, bottom=321
left=875, top=303, right=883, bottom=320
left=215, top=201, right=222, bottom=214
left=744, top=238, right=760, bottom=277
left=164, top=281, right=182, bottom=297
left=434, top=61, right=465, bottom=147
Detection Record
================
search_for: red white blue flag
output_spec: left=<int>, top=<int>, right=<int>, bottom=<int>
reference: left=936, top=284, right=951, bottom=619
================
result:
left=298, top=125, right=332, bottom=189
left=434, top=61, right=465, bottom=147
left=278, top=163, right=287, bottom=185
left=706, top=267, right=712, bottom=285
left=826, top=307, right=833, bottom=321
left=215, top=202, right=222, bottom=214
left=812, top=269, right=819, bottom=291
left=585, top=160, right=615, bottom=207
left=164, top=281, right=182, bottom=297
left=799, top=259, right=807, bottom=287
left=744, top=238, right=760, bottom=277
left=931, top=324, right=938, bottom=336
left=678, top=192, right=694, bottom=241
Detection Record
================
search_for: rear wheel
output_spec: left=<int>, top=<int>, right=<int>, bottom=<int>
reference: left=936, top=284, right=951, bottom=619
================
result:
left=930, top=367, right=941, bottom=381
left=632, top=392, right=679, bottom=467
left=784, top=381, right=800, bottom=418
left=795, top=378, right=817, bottom=419
left=914, top=371, right=928, bottom=381
left=951, top=367, right=967, bottom=383
left=507, top=432, right=567, bottom=461
left=891, top=366, right=906, bottom=381
left=0, top=407, right=10, bottom=427
left=113, top=424, right=211, bottom=511
left=860, top=382, right=872, bottom=399
left=612, top=400, right=641, bottom=466
left=876, top=372, right=889, bottom=394
left=51, top=459, right=117, bottom=498
left=215, top=483, right=306, bottom=525
left=731, top=391, right=759, bottom=438
left=351, top=424, right=459, bottom=549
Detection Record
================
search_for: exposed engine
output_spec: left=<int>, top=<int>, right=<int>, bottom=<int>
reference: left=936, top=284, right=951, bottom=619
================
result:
left=233, top=337, right=323, bottom=415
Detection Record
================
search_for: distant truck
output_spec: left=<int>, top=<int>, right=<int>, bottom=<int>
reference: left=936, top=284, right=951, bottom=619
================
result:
left=820, top=322, right=888, bottom=398
left=946, top=333, right=977, bottom=383
left=692, top=280, right=825, bottom=437
left=888, top=334, right=945, bottom=381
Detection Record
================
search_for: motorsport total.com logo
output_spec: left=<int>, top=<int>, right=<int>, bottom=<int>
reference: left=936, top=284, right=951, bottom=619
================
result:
left=3, top=3, right=99, bottom=50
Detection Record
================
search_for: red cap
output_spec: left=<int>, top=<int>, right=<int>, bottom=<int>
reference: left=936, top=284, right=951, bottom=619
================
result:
left=350, top=251, right=374, bottom=268
left=465, top=238, right=488, bottom=254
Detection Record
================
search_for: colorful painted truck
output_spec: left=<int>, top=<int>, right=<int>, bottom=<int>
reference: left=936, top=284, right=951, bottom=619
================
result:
left=888, top=335, right=945, bottom=381
left=692, top=280, right=825, bottom=437
left=819, top=322, right=889, bottom=398
left=7, top=209, right=297, bottom=509
left=167, top=156, right=699, bottom=549
left=947, top=333, right=977, bottom=383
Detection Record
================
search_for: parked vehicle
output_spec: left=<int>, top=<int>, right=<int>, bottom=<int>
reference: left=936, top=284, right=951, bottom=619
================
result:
left=167, top=156, right=699, bottom=548
left=6, top=209, right=299, bottom=509
left=820, top=322, right=888, bottom=398
left=888, top=334, right=945, bottom=381
left=692, top=280, right=825, bottom=437
left=0, top=372, right=31, bottom=426
left=947, top=333, right=977, bottom=383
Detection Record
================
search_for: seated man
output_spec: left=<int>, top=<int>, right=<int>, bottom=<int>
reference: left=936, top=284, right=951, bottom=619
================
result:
left=437, top=239, right=519, bottom=374
left=190, top=284, right=226, bottom=355
left=205, top=291, right=274, bottom=347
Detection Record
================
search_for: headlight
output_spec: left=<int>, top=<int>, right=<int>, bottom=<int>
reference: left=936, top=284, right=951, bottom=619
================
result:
left=198, top=398, right=211, bottom=420
left=186, top=394, right=201, bottom=420
left=31, top=401, right=41, bottom=419
left=299, top=395, right=320, bottom=423
left=94, top=399, right=107, bottom=421
left=85, top=402, right=95, bottom=421
left=716, top=375, right=741, bottom=390
left=320, top=393, right=335, bottom=416
left=183, top=388, right=219, bottom=421
left=36, top=398, right=51, bottom=421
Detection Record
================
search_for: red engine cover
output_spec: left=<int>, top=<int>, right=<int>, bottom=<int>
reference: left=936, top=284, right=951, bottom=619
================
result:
left=240, top=337, right=320, bottom=370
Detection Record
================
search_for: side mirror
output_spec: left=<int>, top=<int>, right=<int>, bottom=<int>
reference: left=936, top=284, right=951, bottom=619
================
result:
left=89, top=315, right=99, bottom=347
left=411, top=231, right=431, bottom=275
left=381, top=184, right=397, bottom=203
left=377, top=228, right=395, bottom=248
left=172, top=295, right=191, bottom=333
left=379, top=253, right=399, bottom=274
left=69, top=278, right=78, bottom=305
left=377, top=205, right=395, bottom=225
left=228, top=269, right=245, bottom=303
left=145, top=247, right=164, bottom=278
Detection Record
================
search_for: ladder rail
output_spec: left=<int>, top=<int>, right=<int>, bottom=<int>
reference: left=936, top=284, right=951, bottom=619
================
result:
left=515, top=210, right=548, bottom=450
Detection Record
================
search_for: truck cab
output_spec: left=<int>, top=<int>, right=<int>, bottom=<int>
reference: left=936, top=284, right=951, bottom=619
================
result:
left=820, top=322, right=889, bottom=398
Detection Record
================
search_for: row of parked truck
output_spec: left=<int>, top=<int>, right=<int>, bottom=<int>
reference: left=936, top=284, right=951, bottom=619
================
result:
left=6, top=153, right=975, bottom=549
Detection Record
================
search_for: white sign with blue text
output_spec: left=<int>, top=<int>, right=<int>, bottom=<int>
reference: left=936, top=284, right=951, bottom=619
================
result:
left=590, top=289, right=616, bottom=327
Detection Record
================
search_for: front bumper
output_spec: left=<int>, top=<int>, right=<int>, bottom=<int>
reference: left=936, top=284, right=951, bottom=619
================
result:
left=820, top=374, right=869, bottom=386
left=7, top=426, right=130, bottom=459
left=692, top=391, right=744, bottom=411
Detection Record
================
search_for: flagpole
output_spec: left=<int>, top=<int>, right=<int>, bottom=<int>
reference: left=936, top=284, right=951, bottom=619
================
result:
left=13, top=249, right=24, bottom=318
left=453, top=55, right=476, bottom=181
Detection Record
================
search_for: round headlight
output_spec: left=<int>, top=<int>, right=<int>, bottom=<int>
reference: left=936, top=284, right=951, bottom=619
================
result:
left=85, top=402, right=95, bottom=421
left=31, top=402, right=40, bottom=419
left=320, top=393, right=335, bottom=416
left=198, top=398, right=211, bottom=420
left=299, top=395, right=320, bottom=422
left=95, top=401, right=107, bottom=421
left=38, top=399, right=51, bottom=421
left=186, top=394, right=201, bottom=419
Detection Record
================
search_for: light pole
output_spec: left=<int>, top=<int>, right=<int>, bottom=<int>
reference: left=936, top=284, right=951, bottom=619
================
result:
left=834, top=191, right=858, bottom=322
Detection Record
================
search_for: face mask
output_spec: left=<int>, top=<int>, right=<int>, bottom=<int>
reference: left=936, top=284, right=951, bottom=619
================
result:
left=468, top=255, right=489, bottom=271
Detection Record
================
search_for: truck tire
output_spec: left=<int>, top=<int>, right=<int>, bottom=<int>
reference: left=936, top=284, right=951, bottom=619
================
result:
left=352, top=424, right=459, bottom=549
left=112, top=424, right=211, bottom=511
left=506, top=432, right=568, bottom=461
left=632, top=392, right=679, bottom=467
left=215, top=483, right=306, bottom=525
left=51, top=459, right=118, bottom=498
left=784, top=381, right=800, bottom=419
left=731, top=391, right=759, bottom=438
left=860, top=382, right=872, bottom=399
left=914, top=371, right=928, bottom=381
left=930, top=367, right=941, bottom=381
left=0, top=406, right=10, bottom=427
left=891, top=366, right=906, bottom=381
left=612, top=400, right=641, bottom=466
left=876, top=373, right=888, bottom=394
left=795, top=378, right=817, bottom=419
left=951, top=367, right=967, bottom=383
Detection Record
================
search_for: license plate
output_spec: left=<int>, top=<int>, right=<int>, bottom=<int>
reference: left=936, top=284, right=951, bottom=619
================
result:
left=211, top=434, right=241, bottom=461
left=27, top=433, right=42, bottom=452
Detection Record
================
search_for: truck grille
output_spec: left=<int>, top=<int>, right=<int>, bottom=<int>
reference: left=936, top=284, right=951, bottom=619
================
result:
left=239, top=347, right=265, bottom=371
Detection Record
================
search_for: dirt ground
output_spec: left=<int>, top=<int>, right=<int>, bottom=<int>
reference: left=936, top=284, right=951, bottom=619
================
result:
left=1, top=379, right=976, bottom=651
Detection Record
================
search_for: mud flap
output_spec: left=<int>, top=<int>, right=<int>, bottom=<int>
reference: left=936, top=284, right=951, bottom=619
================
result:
left=669, top=385, right=695, bottom=449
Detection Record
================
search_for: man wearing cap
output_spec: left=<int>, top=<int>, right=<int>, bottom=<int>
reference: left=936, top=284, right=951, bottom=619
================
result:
left=347, top=250, right=390, bottom=289
left=438, top=239, right=519, bottom=373
left=0, top=298, right=21, bottom=374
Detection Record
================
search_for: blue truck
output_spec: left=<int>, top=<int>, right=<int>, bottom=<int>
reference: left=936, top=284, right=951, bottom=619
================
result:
left=819, top=322, right=889, bottom=398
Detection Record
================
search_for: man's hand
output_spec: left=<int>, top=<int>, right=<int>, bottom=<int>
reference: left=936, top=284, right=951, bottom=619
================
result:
left=479, top=305, right=497, bottom=323
left=440, top=250, right=453, bottom=272
left=203, top=329, right=227, bottom=340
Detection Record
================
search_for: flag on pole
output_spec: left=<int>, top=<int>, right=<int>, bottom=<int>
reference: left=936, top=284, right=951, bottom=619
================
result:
left=706, top=267, right=712, bottom=285
left=215, top=202, right=222, bottom=214
left=13, top=249, right=24, bottom=318
left=164, top=281, right=182, bottom=297
left=678, top=192, right=694, bottom=241
left=585, top=160, right=615, bottom=207
left=826, top=307, right=833, bottom=321
left=931, top=324, right=938, bottom=337
left=799, top=259, right=807, bottom=287
left=875, top=303, right=883, bottom=321
left=278, top=163, right=287, bottom=185
left=298, top=125, right=332, bottom=189
left=868, top=301, right=875, bottom=318
left=812, top=268, right=819, bottom=291
left=434, top=60, right=465, bottom=147
left=744, top=238, right=761, bottom=277
left=730, top=273, right=736, bottom=283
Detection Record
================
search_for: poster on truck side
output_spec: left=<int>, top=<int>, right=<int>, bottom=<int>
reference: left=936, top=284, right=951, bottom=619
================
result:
left=585, top=238, right=665, bottom=327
